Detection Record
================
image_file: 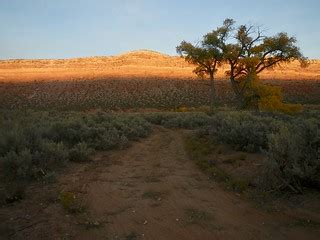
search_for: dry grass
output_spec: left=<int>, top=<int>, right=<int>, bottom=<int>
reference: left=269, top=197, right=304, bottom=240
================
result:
left=0, top=78, right=319, bottom=110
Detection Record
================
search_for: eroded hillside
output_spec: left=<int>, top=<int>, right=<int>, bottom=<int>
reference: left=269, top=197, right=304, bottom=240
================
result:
left=0, top=50, right=319, bottom=82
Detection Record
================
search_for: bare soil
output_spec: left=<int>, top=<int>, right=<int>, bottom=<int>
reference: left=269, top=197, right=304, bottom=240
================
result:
left=0, top=127, right=319, bottom=240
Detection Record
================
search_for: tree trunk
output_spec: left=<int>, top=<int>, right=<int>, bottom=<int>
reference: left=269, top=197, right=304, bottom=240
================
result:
left=230, top=76, right=243, bottom=109
left=229, top=64, right=243, bottom=109
left=230, top=70, right=258, bottom=109
left=241, top=70, right=259, bottom=110
left=209, top=71, right=216, bottom=112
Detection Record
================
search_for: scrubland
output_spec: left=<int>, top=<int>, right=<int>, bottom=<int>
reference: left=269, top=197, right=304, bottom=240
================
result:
left=0, top=50, right=319, bottom=239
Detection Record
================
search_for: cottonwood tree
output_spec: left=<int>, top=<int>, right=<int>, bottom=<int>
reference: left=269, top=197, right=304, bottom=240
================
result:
left=176, top=27, right=226, bottom=111
left=224, top=22, right=307, bottom=111
left=179, top=19, right=308, bottom=112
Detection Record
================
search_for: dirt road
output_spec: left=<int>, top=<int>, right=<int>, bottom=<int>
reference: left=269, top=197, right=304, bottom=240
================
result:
left=1, top=127, right=319, bottom=240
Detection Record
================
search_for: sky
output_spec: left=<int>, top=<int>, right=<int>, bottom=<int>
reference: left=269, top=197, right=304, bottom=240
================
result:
left=1, top=0, right=320, bottom=59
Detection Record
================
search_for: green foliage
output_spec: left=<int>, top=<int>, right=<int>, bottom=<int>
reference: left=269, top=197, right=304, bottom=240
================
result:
left=142, top=112, right=212, bottom=129
left=95, top=128, right=128, bottom=150
left=227, top=21, right=307, bottom=89
left=230, top=24, right=307, bottom=111
left=38, top=141, right=70, bottom=166
left=242, top=73, right=302, bottom=113
left=1, top=150, right=34, bottom=180
left=0, top=110, right=151, bottom=183
left=178, top=18, right=308, bottom=112
left=177, top=22, right=231, bottom=110
left=204, top=111, right=281, bottom=152
left=200, top=110, right=320, bottom=193
left=176, top=41, right=222, bottom=79
left=59, top=191, right=84, bottom=213
left=263, top=119, right=320, bottom=192
left=1, top=109, right=318, bottom=197
left=69, top=143, right=94, bottom=162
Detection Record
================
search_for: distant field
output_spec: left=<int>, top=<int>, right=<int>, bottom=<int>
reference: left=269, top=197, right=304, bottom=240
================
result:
left=0, top=78, right=319, bottom=110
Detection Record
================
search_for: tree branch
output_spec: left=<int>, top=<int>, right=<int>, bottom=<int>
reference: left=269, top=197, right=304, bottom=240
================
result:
left=257, top=57, right=284, bottom=73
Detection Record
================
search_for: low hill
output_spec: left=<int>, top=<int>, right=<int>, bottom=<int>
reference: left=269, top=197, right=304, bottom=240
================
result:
left=0, top=50, right=319, bottom=82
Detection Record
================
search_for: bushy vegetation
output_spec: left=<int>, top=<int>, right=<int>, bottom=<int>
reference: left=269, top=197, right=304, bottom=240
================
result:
left=0, top=109, right=318, bottom=201
left=0, top=110, right=151, bottom=183
left=58, top=191, right=84, bottom=213
left=201, top=110, right=320, bottom=192
left=264, top=119, right=320, bottom=193
left=141, top=110, right=319, bottom=193
left=203, top=111, right=281, bottom=152
left=243, top=76, right=302, bottom=113
left=141, top=112, right=212, bottom=129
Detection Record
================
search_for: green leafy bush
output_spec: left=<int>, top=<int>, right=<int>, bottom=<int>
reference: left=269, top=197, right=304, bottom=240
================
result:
left=0, top=110, right=151, bottom=183
left=263, top=119, right=320, bottom=192
left=1, top=150, right=34, bottom=180
left=69, top=143, right=94, bottom=162
left=142, top=112, right=211, bottom=129
left=200, top=110, right=320, bottom=193
left=99, top=130, right=128, bottom=150
left=204, top=111, right=282, bottom=152
left=37, top=141, right=70, bottom=166
left=58, top=191, right=84, bottom=213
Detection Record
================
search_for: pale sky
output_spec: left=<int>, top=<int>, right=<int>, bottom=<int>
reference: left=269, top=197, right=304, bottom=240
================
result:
left=1, top=0, right=319, bottom=59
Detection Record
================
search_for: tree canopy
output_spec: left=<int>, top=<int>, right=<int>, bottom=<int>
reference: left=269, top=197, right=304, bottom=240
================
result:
left=176, top=19, right=233, bottom=111
left=177, top=19, right=308, bottom=112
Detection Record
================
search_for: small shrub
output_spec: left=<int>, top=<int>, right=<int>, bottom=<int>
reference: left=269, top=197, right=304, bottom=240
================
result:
left=184, top=208, right=211, bottom=225
left=205, top=111, right=282, bottom=152
left=262, top=120, right=320, bottom=193
left=69, top=143, right=94, bottom=162
left=38, top=141, right=69, bottom=167
left=0, top=150, right=34, bottom=180
left=0, top=129, right=28, bottom=156
left=1, top=144, right=69, bottom=181
left=47, top=119, right=88, bottom=146
left=111, top=116, right=151, bottom=140
left=94, top=128, right=128, bottom=150
left=142, top=112, right=211, bottom=129
left=2, top=182, right=26, bottom=204
left=58, top=191, right=84, bottom=213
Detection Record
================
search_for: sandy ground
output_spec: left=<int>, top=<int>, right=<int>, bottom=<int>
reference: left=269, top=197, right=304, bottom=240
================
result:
left=0, top=50, right=319, bottom=82
left=0, top=127, right=319, bottom=240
